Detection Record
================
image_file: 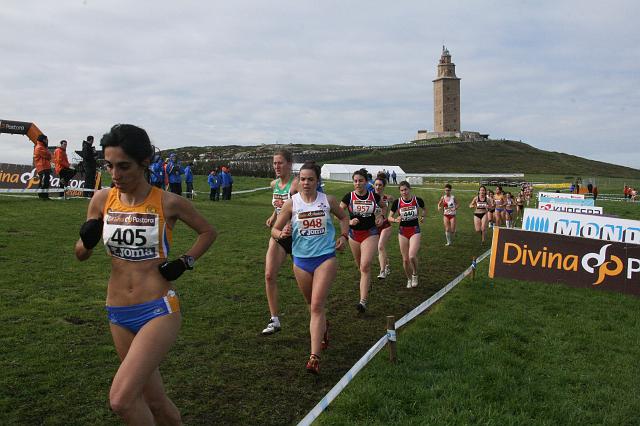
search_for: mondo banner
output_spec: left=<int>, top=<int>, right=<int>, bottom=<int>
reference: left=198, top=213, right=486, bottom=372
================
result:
left=522, top=208, right=640, bottom=245
left=489, top=227, right=640, bottom=296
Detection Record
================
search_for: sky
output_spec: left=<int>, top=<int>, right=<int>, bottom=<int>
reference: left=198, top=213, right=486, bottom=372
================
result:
left=1, top=0, right=639, bottom=168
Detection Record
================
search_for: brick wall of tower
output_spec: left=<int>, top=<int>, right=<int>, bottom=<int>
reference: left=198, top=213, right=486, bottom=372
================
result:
left=433, top=78, right=460, bottom=132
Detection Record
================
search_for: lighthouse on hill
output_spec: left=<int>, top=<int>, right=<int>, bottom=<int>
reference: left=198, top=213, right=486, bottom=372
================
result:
left=433, top=46, right=461, bottom=133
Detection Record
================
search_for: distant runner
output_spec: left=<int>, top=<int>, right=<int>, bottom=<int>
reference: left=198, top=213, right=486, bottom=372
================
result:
left=389, top=181, right=425, bottom=288
left=262, top=150, right=299, bottom=335
left=437, top=184, right=459, bottom=246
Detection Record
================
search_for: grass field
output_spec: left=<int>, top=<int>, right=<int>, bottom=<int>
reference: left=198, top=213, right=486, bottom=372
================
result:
left=1, top=176, right=638, bottom=425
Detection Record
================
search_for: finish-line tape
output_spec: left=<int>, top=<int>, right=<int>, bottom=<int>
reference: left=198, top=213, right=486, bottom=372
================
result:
left=298, top=248, right=492, bottom=426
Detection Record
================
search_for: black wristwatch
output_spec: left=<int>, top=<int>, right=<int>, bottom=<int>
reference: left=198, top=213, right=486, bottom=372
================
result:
left=180, top=255, right=195, bottom=270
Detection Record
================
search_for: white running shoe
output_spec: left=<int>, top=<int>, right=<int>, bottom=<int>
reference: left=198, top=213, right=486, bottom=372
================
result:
left=411, top=274, right=419, bottom=288
left=261, top=320, right=281, bottom=335
left=384, top=265, right=391, bottom=276
left=406, top=279, right=412, bottom=289
left=377, top=270, right=387, bottom=279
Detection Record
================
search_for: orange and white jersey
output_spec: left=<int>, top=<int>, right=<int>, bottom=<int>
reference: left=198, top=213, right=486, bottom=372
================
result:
left=102, top=186, right=172, bottom=261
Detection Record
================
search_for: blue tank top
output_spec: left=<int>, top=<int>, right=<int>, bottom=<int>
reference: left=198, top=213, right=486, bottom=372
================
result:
left=291, top=192, right=335, bottom=258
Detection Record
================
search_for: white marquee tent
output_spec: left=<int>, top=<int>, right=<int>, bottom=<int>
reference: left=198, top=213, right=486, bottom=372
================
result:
left=320, top=164, right=406, bottom=182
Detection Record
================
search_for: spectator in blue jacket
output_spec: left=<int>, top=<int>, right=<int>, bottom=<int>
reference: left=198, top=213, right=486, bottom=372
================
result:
left=220, top=166, right=233, bottom=200
left=208, top=170, right=220, bottom=201
left=149, top=155, right=165, bottom=188
left=166, top=153, right=184, bottom=195
left=184, top=162, right=194, bottom=199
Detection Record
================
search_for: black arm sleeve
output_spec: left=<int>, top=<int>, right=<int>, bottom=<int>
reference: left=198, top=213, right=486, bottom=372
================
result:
left=417, top=197, right=425, bottom=208
left=390, top=199, right=399, bottom=213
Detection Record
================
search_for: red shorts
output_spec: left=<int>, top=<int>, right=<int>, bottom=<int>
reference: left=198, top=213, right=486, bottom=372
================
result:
left=444, top=214, right=456, bottom=221
left=349, top=227, right=379, bottom=243
left=377, top=220, right=391, bottom=234
left=399, top=225, right=420, bottom=239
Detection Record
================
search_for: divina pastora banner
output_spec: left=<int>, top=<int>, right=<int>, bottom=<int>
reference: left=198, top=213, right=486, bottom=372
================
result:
left=489, top=227, right=640, bottom=296
left=522, top=208, right=640, bottom=244
left=0, top=162, right=99, bottom=194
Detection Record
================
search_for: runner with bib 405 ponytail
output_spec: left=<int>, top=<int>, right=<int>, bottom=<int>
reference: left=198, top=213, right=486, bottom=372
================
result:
left=262, top=150, right=299, bottom=335
left=75, top=124, right=216, bottom=425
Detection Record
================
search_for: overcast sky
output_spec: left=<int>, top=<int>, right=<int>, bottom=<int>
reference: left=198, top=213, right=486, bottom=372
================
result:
left=1, top=1, right=638, bottom=168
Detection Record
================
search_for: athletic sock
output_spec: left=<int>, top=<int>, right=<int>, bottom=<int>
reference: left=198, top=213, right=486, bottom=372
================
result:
left=506, top=220, right=512, bottom=228
left=359, top=299, right=367, bottom=308
left=271, top=316, right=280, bottom=327
left=445, top=232, right=452, bottom=244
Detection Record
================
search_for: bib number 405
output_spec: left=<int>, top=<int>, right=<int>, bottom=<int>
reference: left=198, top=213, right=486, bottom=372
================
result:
left=110, top=228, right=147, bottom=247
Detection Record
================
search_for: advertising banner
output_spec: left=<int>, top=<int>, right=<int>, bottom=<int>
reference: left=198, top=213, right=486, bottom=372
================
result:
left=538, top=191, right=585, bottom=200
left=522, top=208, right=640, bottom=244
left=537, top=201, right=603, bottom=215
left=0, top=162, right=99, bottom=195
left=489, top=227, right=640, bottom=296
left=538, top=195, right=594, bottom=207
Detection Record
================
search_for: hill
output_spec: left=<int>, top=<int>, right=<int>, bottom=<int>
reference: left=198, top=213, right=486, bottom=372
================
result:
left=165, top=139, right=640, bottom=179
left=335, top=140, right=640, bottom=179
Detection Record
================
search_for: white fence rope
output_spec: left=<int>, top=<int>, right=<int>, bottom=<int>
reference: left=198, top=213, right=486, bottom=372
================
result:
left=298, top=248, right=492, bottom=426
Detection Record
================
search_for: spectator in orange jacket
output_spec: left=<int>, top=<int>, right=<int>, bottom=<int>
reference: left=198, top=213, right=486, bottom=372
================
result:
left=54, top=140, right=76, bottom=190
left=34, top=134, right=52, bottom=199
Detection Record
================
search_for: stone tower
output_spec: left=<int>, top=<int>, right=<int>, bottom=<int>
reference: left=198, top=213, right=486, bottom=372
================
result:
left=433, top=46, right=461, bottom=133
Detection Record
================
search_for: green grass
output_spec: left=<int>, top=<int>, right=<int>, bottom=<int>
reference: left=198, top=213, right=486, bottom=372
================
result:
left=1, top=177, right=638, bottom=424
left=335, top=140, right=640, bottom=179
left=319, top=262, right=640, bottom=425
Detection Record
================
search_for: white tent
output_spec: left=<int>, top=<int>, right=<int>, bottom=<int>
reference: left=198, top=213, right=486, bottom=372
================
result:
left=320, top=164, right=406, bottom=182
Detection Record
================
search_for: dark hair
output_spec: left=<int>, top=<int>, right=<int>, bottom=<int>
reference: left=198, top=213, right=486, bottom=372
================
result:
left=299, top=161, right=321, bottom=179
left=87, top=135, right=94, bottom=141
left=274, top=149, right=293, bottom=163
left=399, top=180, right=411, bottom=189
left=100, top=124, right=154, bottom=166
left=445, top=184, right=452, bottom=190
left=478, top=185, right=487, bottom=195
left=60, top=139, right=67, bottom=145
left=352, top=168, right=368, bottom=180
left=375, top=177, right=387, bottom=186
left=37, top=134, right=48, bottom=142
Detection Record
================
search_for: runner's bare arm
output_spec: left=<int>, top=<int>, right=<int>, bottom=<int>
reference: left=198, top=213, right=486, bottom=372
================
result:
left=329, top=195, right=349, bottom=250
left=164, top=192, right=216, bottom=260
left=271, top=199, right=293, bottom=240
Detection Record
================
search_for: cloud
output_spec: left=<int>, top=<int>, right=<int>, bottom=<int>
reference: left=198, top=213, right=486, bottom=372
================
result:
left=0, top=0, right=638, bottom=168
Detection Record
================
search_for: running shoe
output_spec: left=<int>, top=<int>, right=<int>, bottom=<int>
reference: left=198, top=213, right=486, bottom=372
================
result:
left=261, top=319, right=281, bottom=335
left=306, top=354, right=320, bottom=375
left=385, top=264, right=391, bottom=276
left=321, top=320, right=330, bottom=350
left=377, top=270, right=387, bottom=279
left=411, top=274, right=419, bottom=288
left=406, top=279, right=412, bottom=289
left=356, top=302, right=367, bottom=313
left=445, top=242, right=451, bottom=246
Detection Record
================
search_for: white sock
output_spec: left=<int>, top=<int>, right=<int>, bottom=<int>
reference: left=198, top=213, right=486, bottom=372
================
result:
left=506, top=220, right=512, bottom=228
left=271, top=316, right=280, bottom=326
left=446, top=232, right=452, bottom=244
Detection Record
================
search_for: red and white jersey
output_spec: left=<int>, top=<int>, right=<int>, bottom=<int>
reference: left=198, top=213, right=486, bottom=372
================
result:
left=399, top=196, right=420, bottom=222
left=349, top=191, right=377, bottom=217
left=441, top=195, right=457, bottom=216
